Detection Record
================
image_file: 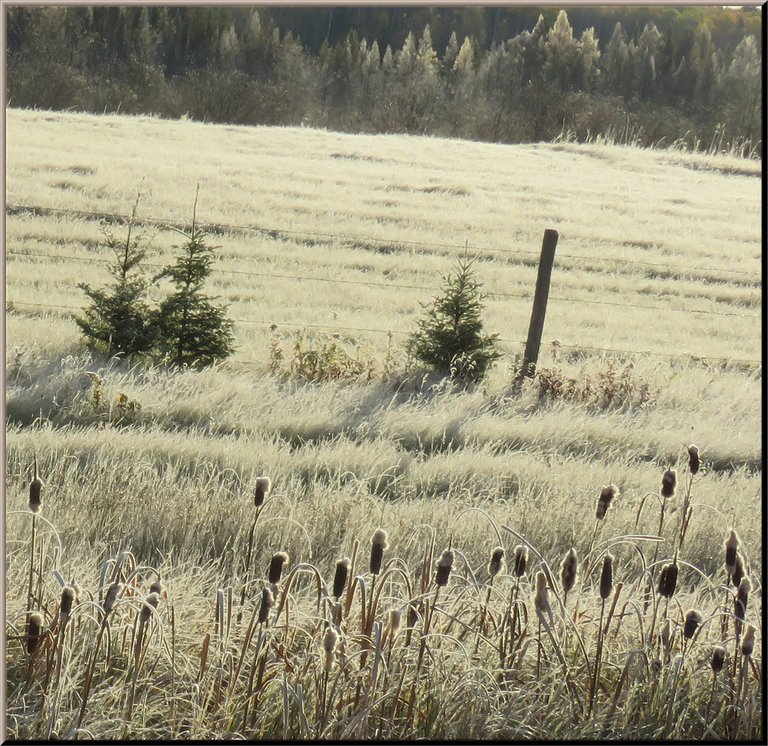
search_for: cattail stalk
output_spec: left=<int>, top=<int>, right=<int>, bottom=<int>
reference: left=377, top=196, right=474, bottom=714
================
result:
left=589, top=555, right=613, bottom=719
left=662, top=609, right=703, bottom=738
left=239, top=477, right=271, bottom=622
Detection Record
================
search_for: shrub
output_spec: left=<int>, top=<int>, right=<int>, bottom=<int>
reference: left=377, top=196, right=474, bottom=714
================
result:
left=407, top=254, right=501, bottom=384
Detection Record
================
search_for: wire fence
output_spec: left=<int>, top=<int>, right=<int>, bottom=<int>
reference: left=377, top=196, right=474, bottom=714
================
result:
left=6, top=300, right=762, bottom=367
left=5, top=202, right=762, bottom=367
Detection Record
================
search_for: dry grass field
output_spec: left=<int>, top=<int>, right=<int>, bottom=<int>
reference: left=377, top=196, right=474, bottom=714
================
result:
left=4, top=108, right=762, bottom=740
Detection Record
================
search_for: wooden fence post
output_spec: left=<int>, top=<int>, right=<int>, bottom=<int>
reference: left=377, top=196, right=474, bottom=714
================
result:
left=520, top=229, right=558, bottom=379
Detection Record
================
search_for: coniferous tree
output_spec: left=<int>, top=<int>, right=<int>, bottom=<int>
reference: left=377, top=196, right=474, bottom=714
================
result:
left=408, top=254, right=501, bottom=384
left=76, top=191, right=157, bottom=358
left=155, top=188, right=235, bottom=368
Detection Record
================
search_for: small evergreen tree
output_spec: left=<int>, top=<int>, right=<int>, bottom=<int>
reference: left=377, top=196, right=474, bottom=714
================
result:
left=155, top=189, right=235, bottom=368
left=408, top=254, right=501, bottom=384
left=76, top=191, right=157, bottom=357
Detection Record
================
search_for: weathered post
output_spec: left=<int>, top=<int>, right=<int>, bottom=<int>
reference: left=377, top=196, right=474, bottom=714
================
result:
left=520, top=229, right=558, bottom=379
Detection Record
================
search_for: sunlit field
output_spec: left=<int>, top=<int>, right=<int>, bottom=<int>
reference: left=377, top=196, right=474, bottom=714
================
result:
left=4, top=108, right=762, bottom=740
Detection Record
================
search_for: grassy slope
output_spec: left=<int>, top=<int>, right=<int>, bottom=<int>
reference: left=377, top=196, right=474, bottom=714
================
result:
left=4, top=109, right=762, bottom=740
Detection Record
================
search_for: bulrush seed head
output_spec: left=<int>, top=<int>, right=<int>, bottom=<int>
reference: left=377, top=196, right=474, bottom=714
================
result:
left=724, top=529, right=739, bottom=574
left=599, top=554, right=614, bottom=600
left=149, top=578, right=165, bottom=596
left=657, top=562, right=679, bottom=598
left=268, top=552, right=289, bottom=585
left=488, top=547, right=504, bottom=579
left=741, top=624, right=755, bottom=657
left=687, top=445, right=700, bottom=475
left=734, top=576, right=751, bottom=622
left=59, top=586, right=76, bottom=625
left=369, top=528, right=389, bottom=576
left=732, top=553, right=745, bottom=588
left=29, top=463, right=43, bottom=514
left=534, top=572, right=552, bottom=618
left=435, top=549, right=454, bottom=587
left=27, top=612, right=44, bottom=655
left=140, top=592, right=160, bottom=624
left=596, top=485, right=619, bottom=520
left=323, top=626, right=338, bottom=672
left=389, top=608, right=402, bottom=637
left=711, top=646, right=726, bottom=674
left=332, top=558, right=351, bottom=599
left=683, top=609, right=703, bottom=640
left=512, top=545, right=528, bottom=577
left=660, top=469, right=677, bottom=499
left=258, top=586, right=274, bottom=625
left=560, top=548, right=578, bottom=596
left=103, top=581, right=122, bottom=616
left=254, top=477, right=271, bottom=509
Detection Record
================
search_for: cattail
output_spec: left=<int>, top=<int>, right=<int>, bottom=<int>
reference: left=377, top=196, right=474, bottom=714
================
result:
left=140, top=592, right=160, bottom=624
left=596, top=485, right=619, bottom=520
left=687, top=445, right=700, bottom=475
left=683, top=609, right=703, bottom=640
left=488, top=547, right=504, bottom=579
left=103, top=581, right=122, bottom=616
left=59, top=586, right=76, bottom=625
left=560, top=548, right=578, bottom=596
left=660, top=469, right=677, bottom=499
left=657, top=562, right=679, bottom=598
left=332, top=558, right=350, bottom=599
left=322, top=626, right=338, bottom=672
left=741, top=624, right=755, bottom=657
left=512, top=545, right=528, bottom=577
left=734, top=576, right=751, bottom=622
left=534, top=571, right=552, bottom=618
left=268, top=551, right=289, bottom=584
left=724, top=529, right=739, bottom=575
left=257, top=586, right=274, bottom=625
left=29, top=457, right=43, bottom=514
left=370, top=529, right=389, bottom=576
left=388, top=608, right=402, bottom=638
left=253, top=477, right=271, bottom=509
left=27, top=612, right=44, bottom=655
left=149, top=578, right=165, bottom=597
left=435, top=549, right=454, bottom=587
left=732, top=553, right=745, bottom=588
left=711, top=645, right=726, bottom=674
left=599, top=554, right=614, bottom=600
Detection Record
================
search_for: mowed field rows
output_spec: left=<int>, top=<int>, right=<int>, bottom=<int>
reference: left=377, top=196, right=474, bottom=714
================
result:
left=4, top=109, right=763, bottom=740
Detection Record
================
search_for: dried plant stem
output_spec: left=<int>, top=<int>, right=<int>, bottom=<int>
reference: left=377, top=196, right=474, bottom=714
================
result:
left=27, top=514, right=37, bottom=611
left=238, top=507, right=262, bottom=622
left=588, top=598, right=606, bottom=719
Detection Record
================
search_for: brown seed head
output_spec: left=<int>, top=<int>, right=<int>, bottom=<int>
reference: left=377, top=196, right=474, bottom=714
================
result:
left=29, top=479, right=43, bottom=514
left=389, top=608, right=402, bottom=637
left=660, top=469, right=677, bottom=499
left=258, top=586, right=275, bottom=625
left=741, top=624, right=755, bottom=657
left=435, top=549, right=454, bottom=587
left=711, top=645, right=726, bottom=674
left=140, top=592, right=160, bottom=624
left=683, top=609, right=703, bottom=640
left=724, top=529, right=739, bottom=574
left=59, top=586, right=76, bottom=624
left=687, top=445, right=700, bottom=475
left=599, top=554, right=614, bottom=600
left=103, top=581, right=122, bottom=616
left=657, top=562, right=679, bottom=598
left=332, top=558, right=351, bottom=599
left=596, top=485, right=619, bottom=520
left=732, top=553, right=745, bottom=588
left=323, top=626, right=338, bottom=671
left=560, top=548, right=578, bottom=596
left=254, top=477, right=271, bottom=508
left=268, top=552, right=289, bottom=584
left=27, top=612, right=44, bottom=655
left=488, top=547, right=504, bottom=579
left=149, top=578, right=165, bottom=596
left=370, top=528, right=389, bottom=575
left=512, top=545, right=528, bottom=577
left=534, top=571, right=552, bottom=618
left=734, top=576, right=751, bottom=622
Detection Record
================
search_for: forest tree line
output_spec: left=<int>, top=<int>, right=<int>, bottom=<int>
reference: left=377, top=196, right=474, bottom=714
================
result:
left=5, top=6, right=762, bottom=155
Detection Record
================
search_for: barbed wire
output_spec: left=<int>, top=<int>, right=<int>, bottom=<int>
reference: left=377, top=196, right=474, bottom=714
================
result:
left=6, top=249, right=760, bottom=319
left=6, top=300, right=761, bottom=366
left=6, top=203, right=762, bottom=279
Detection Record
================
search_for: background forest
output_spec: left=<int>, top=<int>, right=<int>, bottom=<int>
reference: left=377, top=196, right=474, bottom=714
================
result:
left=5, top=5, right=763, bottom=155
